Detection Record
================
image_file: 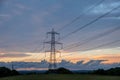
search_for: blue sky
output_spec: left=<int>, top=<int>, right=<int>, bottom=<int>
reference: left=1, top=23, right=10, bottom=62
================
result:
left=0, top=0, right=120, bottom=64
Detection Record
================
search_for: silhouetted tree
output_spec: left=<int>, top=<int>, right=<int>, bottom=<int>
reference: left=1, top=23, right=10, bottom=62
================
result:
left=106, top=67, right=120, bottom=75
left=11, top=70, right=20, bottom=75
left=0, top=67, right=11, bottom=77
left=57, top=67, right=73, bottom=74
left=93, top=69, right=105, bottom=75
left=46, top=67, right=73, bottom=74
left=0, top=67, right=19, bottom=77
left=92, top=67, right=120, bottom=75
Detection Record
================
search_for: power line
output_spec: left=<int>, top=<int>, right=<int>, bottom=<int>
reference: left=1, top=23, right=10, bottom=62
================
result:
left=3, top=41, right=46, bottom=62
left=73, top=39, right=120, bottom=52
left=60, top=4, right=120, bottom=41
left=28, top=36, right=48, bottom=61
left=64, top=26, right=120, bottom=50
left=31, top=38, right=46, bottom=53
left=0, top=35, right=49, bottom=62
left=60, top=39, right=120, bottom=58
left=57, top=0, right=105, bottom=32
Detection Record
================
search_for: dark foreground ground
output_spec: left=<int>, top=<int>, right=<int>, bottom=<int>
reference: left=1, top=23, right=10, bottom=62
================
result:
left=0, top=74, right=120, bottom=80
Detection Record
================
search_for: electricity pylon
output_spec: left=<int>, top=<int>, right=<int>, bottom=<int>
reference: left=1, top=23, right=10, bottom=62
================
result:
left=45, top=28, right=62, bottom=70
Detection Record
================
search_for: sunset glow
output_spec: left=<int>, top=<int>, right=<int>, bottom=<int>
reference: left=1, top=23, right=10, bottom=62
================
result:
left=0, top=0, right=120, bottom=70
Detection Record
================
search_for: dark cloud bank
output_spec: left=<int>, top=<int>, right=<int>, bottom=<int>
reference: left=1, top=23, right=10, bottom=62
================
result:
left=0, top=60, right=119, bottom=70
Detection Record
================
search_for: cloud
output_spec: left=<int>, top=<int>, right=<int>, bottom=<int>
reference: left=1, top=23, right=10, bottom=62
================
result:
left=0, top=0, right=119, bottom=64
left=88, top=1, right=120, bottom=15
left=0, top=14, right=11, bottom=23
left=0, top=14, right=10, bottom=17
left=15, top=3, right=31, bottom=10
left=0, top=52, right=30, bottom=58
left=96, top=55, right=120, bottom=59
left=31, top=11, right=49, bottom=25
left=0, top=60, right=119, bottom=70
left=94, top=54, right=120, bottom=63
left=103, top=16, right=120, bottom=20
left=12, top=3, right=32, bottom=16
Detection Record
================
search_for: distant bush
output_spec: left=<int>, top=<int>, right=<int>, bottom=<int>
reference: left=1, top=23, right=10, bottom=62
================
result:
left=11, top=70, right=20, bottom=75
left=46, top=67, right=73, bottom=74
left=57, top=67, right=73, bottom=74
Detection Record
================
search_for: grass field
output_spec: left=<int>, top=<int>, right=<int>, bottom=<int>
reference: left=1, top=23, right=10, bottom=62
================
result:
left=0, top=74, right=120, bottom=80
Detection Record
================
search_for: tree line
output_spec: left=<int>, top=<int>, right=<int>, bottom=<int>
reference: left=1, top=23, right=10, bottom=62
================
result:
left=0, top=67, right=19, bottom=77
left=92, top=67, right=120, bottom=76
left=0, top=67, right=120, bottom=77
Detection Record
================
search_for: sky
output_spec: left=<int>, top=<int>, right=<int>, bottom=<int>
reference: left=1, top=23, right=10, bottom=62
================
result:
left=0, top=0, right=120, bottom=69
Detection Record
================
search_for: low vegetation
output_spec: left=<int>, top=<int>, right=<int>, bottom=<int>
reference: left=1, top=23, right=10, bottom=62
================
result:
left=0, top=67, right=120, bottom=80
left=0, top=74, right=120, bottom=80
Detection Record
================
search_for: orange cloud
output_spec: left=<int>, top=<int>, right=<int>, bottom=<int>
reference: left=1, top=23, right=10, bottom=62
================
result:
left=93, top=54, right=120, bottom=64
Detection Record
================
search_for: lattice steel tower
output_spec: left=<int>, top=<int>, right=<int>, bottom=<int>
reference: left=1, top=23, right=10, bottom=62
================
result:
left=45, top=28, right=62, bottom=70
